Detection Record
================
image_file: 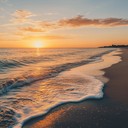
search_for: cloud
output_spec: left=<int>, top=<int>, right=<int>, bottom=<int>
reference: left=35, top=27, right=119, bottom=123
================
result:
left=12, top=10, right=34, bottom=19
left=19, top=21, right=59, bottom=33
left=12, top=10, right=35, bottom=23
left=14, top=14, right=128, bottom=35
left=37, top=21, right=59, bottom=29
left=19, top=26, right=45, bottom=32
left=100, top=18, right=128, bottom=26
left=59, top=15, right=128, bottom=27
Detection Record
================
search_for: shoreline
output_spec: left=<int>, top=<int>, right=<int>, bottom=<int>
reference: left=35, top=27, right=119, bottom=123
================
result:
left=22, top=48, right=128, bottom=128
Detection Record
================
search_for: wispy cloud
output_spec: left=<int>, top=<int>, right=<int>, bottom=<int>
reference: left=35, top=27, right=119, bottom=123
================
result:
left=19, top=21, right=59, bottom=33
left=3, top=11, right=128, bottom=36
left=59, top=15, right=128, bottom=27
left=37, top=21, right=59, bottom=29
left=12, top=10, right=34, bottom=19
left=19, top=26, right=45, bottom=32
left=12, top=10, right=35, bottom=23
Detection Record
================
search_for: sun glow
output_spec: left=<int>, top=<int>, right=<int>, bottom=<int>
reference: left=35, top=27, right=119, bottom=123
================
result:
left=34, top=41, right=44, bottom=48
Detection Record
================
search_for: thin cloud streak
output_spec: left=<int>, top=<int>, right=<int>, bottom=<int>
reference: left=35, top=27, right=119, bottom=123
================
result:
left=19, top=26, right=45, bottom=32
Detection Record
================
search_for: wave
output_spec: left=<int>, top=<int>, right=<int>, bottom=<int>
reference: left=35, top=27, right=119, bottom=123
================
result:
left=0, top=57, right=52, bottom=72
left=0, top=60, right=25, bottom=69
left=0, top=49, right=113, bottom=72
left=0, top=49, right=87, bottom=71
left=0, top=49, right=114, bottom=96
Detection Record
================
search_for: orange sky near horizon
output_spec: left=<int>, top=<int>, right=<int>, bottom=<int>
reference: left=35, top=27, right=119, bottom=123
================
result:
left=0, top=0, right=128, bottom=48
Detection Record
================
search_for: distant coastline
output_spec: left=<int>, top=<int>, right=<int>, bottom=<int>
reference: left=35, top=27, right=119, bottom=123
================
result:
left=100, top=44, right=128, bottom=48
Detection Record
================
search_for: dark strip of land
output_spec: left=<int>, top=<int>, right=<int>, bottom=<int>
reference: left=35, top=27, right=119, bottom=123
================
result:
left=23, top=48, right=128, bottom=128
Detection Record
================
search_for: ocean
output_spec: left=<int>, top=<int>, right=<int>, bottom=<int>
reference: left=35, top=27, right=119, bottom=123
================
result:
left=0, top=48, right=120, bottom=128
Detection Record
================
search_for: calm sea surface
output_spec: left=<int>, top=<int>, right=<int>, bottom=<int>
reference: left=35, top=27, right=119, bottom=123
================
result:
left=0, top=48, right=114, bottom=128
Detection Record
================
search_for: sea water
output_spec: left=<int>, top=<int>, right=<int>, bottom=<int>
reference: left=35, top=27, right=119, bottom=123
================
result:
left=0, top=48, right=121, bottom=128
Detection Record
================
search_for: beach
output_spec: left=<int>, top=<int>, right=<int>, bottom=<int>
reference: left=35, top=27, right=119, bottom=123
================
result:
left=22, top=48, right=128, bottom=128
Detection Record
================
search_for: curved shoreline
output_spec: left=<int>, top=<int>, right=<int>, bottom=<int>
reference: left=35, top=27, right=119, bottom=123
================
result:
left=22, top=48, right=123, bottom=128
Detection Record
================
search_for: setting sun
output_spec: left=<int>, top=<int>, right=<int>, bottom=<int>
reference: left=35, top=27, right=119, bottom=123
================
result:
left=34, top=41, right=44, bottom=48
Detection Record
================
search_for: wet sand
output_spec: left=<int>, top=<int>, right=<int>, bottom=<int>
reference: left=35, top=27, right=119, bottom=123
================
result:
left=23, top=48, right=128, bottom=128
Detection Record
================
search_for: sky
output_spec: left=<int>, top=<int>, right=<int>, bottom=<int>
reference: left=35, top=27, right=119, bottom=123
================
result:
left=0, top=0, right=128, bottom=48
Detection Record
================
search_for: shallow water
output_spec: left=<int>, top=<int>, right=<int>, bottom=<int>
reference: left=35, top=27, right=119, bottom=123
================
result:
left=0, top=48, right=118, bottom=128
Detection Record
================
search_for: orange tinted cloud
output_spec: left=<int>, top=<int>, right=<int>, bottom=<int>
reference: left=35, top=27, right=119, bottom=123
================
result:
left=19, top=15, right=128, bottom=34
left=20, top=26, right=45, bottom=32
left=59, top=15, right=128, bottom=27
left=38, top=21, right=59, bottom=30
left=19, top=21, right=59, bottom=33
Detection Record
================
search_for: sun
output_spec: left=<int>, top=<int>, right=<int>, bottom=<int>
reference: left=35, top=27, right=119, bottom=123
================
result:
left=34, top=41, right=44, bottom=48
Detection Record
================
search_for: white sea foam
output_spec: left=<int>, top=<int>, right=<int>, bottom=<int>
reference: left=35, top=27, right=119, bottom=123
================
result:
left=62, top=49, right=122, bottom=83
left=13, top=74, right=104, bottom=128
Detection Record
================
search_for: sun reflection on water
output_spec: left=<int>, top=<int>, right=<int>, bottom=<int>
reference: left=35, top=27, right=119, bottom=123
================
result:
left=36, top=48, right=41, bottom=56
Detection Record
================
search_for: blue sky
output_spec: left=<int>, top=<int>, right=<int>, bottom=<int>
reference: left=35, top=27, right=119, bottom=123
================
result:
left=1, top=0, right=128, bottom=20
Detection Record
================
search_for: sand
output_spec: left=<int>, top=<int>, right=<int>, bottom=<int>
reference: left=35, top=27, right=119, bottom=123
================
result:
left=22, top=48, right=128, bottom=128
